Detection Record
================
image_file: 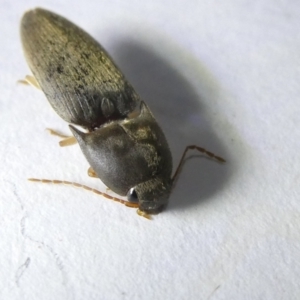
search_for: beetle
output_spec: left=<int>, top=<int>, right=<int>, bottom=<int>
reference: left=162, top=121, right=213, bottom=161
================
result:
left=20, top=8, right=225, bottom=218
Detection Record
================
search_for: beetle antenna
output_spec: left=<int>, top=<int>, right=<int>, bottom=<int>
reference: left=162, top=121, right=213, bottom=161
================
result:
left=172, top=145, right=225, bottom=184
left=28, top=178, right=139, bottom=208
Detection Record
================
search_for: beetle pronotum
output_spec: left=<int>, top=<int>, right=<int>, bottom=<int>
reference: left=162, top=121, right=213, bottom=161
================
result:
left=21, top=8, right=225, bottom=218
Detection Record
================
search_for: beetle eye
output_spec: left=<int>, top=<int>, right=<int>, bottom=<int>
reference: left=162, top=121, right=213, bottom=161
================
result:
left=127, top=188, right=138, bottom=203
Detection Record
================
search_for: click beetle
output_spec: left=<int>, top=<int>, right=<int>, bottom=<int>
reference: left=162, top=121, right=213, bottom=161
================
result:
left=20, top=8, right=225, bottom=218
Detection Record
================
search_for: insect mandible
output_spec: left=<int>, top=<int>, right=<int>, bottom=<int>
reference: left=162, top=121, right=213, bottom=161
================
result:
left=20, top=8, right=225, bottom=218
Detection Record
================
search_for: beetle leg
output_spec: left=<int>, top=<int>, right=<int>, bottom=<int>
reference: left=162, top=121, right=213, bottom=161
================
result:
left=87, top=167, right=98, bottom=178
left=59, top=136, right=77, bottom=147
left=18, top=75, right=41, bottom=90
left=46, top=128, right=77, bottom=147
left=136, top=209, right=151, bottom=220
left=87, top=168, right=111, bottom=192
left=172, top=145, right=226, bottom=183
left=46, top=128, right=70, bottom=138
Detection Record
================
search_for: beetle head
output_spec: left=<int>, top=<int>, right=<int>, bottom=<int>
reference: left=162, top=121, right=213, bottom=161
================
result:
left=127, top=176, right=173, bottom=214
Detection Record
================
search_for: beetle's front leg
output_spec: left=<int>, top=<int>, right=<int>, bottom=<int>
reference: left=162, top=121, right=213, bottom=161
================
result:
left=137, top=209, right=151, bottom=220
left=87, top=167, right=112, bottom=192
left=87, top=166, right=98, bottom=178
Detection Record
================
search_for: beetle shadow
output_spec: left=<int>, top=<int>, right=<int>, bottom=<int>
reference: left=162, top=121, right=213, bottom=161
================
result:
left=107, top=39, right=232, bottom=211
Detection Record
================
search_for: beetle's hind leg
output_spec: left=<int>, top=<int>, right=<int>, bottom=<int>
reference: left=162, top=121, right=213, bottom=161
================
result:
left=18, top=76, right=77, bottom=146
left=18, top=75, right=41, bottom=90
left=46, top=128, right=77, bottom=147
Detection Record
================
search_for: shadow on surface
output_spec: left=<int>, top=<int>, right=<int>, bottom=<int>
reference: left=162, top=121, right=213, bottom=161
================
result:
left=104, top=37, right=233, bottom=211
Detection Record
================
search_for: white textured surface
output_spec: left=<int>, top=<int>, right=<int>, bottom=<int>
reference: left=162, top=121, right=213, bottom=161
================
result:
left=1, top=1, right=300, bottom=299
